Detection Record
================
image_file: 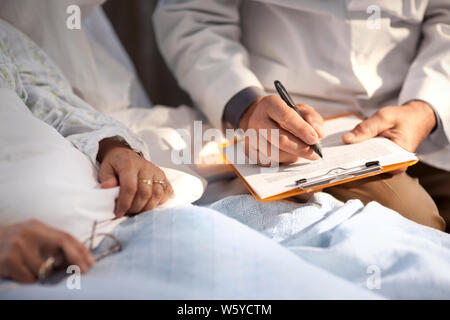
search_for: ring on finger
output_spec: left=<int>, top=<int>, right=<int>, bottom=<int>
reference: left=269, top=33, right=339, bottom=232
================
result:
left=152, top=180, right=167, bottom=189
left=140, top=179, right=153, bottom=186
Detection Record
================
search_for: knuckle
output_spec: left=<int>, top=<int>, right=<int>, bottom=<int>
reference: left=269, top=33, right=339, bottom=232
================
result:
left=138, top=186, right=152, bottom=199
left=153, top=187, right=163, bottom=198
left=122, top=158, right=135, bottom=169
left=122, top=184, right=137, bottom=196
left=11, top=237, right=25, bottom=251
left=23, top=220, right=40, bottom=233
left=356, top=122, right=368, bottom=132
left=375, top=109, right=388, bottom=120
left=297, top=104, right=310, bottom=113
left=59, top=232, right=74, bottom=245
left=278, top=134, right=290, bottom=146
left=305, top=114, right=314, bottom=123
left=266, top=95, right=278, bottom=104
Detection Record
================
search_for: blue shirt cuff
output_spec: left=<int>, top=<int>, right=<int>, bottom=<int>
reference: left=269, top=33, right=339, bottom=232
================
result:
left=222, top=86, right=266, bottom=129
left=429, top=109, right=449, bottom=147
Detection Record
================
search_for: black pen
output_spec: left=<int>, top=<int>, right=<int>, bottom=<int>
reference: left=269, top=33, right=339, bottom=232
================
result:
left=274, top=80, right=323, bottom=158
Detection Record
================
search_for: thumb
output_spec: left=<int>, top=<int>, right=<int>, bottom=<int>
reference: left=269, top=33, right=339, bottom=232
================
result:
left=343, top=113, right=393, bottom=144
left=98, top=163, right=118, bottom=189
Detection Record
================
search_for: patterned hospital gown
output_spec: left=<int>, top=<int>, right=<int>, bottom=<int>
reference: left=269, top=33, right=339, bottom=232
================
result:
left=0, top=19, right=149, bottom=165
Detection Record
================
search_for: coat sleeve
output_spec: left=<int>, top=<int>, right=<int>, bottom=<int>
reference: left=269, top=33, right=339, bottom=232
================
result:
left=153, top=0, right=264, bottom=129
left=398, top=0, right=450, bottom=147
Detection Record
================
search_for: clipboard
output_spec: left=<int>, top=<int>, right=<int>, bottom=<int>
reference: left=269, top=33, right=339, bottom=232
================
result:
left=220, top=113, right=418, bottom=202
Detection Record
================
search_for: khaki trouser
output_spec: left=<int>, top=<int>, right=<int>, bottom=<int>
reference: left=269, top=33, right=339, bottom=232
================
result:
left=325, top=162, right=449, bottom=232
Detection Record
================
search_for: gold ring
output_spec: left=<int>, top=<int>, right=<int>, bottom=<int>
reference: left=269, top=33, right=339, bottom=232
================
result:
left=38, top=256, right=56, bottom=281
left=140, top=179, right=153, bottom=185
left=152, top=180, right=167, bottom=189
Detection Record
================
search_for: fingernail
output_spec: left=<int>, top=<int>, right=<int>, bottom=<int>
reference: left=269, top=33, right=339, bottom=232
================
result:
left=312, top=122, right=321, bottom=131
left=88, top=254, right=95, bottom=266
left=313, top=123, right=324, bottom=137
left=311, top=153, right=320, bottom=160
left=307, top=133, right=318, bottom=145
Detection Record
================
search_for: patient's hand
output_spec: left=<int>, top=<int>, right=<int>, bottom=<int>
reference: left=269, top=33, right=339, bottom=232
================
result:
left=0, top=220, right=94, bottom=283
left=342, top=101, right=436, bottom=173
left=97, top=138, right=174, bottom=217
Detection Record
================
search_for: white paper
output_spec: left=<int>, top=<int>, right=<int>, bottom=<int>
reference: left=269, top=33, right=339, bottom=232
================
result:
left=223, top=115, right=417, bottom=199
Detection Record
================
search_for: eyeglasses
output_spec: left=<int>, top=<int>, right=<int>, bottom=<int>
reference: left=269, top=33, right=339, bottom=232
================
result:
left=38, top=219, right=122, bottom=283
left=84, top=220, right=122, bottom=262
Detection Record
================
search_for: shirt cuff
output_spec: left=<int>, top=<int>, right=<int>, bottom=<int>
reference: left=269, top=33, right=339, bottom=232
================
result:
left=399, top=77, right=450, bottom=148
left=222, top=86, right=266, bottom=129
left=402, top=99, right=449, bottom=147
left=68, top=125, right=150, bottom=168
left=428, top=107, right=449, bottom=147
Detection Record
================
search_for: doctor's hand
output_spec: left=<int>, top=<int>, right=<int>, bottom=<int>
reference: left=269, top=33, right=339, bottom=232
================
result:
left=342, top=101, right=436, bottom=173
left=239, top=95, right=324, bottom=165
left=97, top=138, right=174, bottom=217
left=0, top=220, right=94, bottom=283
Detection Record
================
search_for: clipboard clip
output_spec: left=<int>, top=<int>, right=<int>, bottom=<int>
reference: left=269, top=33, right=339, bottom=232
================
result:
left=295, top=161, right=381, bottom=190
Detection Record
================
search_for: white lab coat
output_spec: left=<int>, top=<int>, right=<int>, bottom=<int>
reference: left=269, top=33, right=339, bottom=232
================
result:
left=154, top=0, right=450, bottom=171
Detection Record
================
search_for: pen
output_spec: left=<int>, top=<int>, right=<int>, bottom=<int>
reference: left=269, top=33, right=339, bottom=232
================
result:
left=274, top=80, right=323, bottom=158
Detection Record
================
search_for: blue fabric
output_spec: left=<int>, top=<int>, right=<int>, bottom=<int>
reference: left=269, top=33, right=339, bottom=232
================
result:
left=210, top=193, right=450, bottom=299
left=4, top=191, right=448, bottom=299
left=0, top=205, right=377, bottom=299
left=222, top=86, right=266, bottom=129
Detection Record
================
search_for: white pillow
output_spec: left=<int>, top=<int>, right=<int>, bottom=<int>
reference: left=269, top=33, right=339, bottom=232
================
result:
left=0, top=88, right=203, bottom=243
left=0, top=88, right=120, bottom=242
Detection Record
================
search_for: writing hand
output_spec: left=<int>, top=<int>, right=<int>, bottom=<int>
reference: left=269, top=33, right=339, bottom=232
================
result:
left=239, top=96, right=324, bottom=165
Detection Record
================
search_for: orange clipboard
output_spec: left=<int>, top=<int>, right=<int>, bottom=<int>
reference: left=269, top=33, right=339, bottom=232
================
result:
left=220, top=113, right=418, bottom=202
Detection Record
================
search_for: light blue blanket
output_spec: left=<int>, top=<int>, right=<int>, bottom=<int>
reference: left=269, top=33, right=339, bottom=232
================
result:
left=0, top=204, right=377, bottom=299
left=2, top=192, right=450, bottom=299
left=211, top=193, right=450, bottom=299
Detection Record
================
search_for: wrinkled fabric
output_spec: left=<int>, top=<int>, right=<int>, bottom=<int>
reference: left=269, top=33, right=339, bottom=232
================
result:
left=0, top=206, right=378, bottom=299
left=0, top=18, right=149, bottom=165
left=2, top=193, right=449, bottom=299
left=210, top=192, right=450, bottom=299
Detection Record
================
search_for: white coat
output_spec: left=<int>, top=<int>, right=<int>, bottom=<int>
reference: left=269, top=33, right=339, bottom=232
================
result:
left=154, top=0, right=450, bottom=171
